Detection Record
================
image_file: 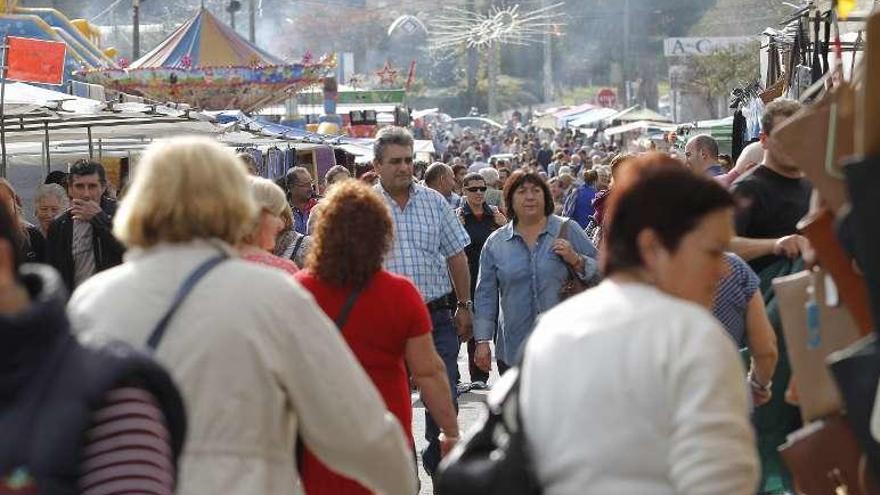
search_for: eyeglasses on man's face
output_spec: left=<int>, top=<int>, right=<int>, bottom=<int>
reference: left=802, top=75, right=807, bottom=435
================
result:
left=465, top=186, right=487, bottom=193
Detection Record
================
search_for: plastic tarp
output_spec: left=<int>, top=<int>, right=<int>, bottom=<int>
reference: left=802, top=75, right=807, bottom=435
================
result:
left=604, top=120, right=676, bottom=137
left=567, top=107, right=619, bottom=127
left=553, top=102, right=596, bottom=119
left=609, top=106, right=672, bottom=123
left=1, top=82, right=104, bottom=115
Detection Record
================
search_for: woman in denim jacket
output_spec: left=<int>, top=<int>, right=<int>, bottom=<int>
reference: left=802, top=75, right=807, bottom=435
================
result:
left=473, top=169, right=599, bottom=374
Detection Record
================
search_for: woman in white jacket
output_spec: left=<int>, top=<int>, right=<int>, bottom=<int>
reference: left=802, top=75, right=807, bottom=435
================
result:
left=521, top=154, right=759, bottom=495
left=68, top=136, right=416, bottom=495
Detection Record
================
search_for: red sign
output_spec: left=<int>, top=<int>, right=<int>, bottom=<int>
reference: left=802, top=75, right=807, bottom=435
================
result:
left=596, top=88, right=617, bottom=107
left=6, top=36, right=67, bottom=85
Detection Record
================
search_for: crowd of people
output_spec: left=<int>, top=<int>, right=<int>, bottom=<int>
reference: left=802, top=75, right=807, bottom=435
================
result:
left=1, top=98, right=817, bottom=494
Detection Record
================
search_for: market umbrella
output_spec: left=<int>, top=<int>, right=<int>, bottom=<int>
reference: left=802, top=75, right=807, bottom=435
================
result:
left=78, top=7, right=334, bottom=112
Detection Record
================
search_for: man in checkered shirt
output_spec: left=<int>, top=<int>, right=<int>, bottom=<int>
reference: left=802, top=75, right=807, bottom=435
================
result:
left=372, top=126, right=473, bottom=478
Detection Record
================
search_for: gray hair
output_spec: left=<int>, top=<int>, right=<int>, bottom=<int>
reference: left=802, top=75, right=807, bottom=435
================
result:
left=373, top=126, right=414, bottom=163
left=688, top=134, right=719, bottom=159
left=424, top=162, right=452, bottom=186
left=324, top=165, right=350, bottom=186
left=478, top=167, right=500, bottom=186
left=34, top=183, right=69, bottom=208
left=286, top=166, right=312, bottom=186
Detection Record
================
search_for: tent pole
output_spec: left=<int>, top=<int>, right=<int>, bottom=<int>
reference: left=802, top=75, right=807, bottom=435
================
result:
left=87, top=126, right=94, bottom=159
left=43, top=121, right=50, bottom=176
left=0, top=37, right=8, bottom=178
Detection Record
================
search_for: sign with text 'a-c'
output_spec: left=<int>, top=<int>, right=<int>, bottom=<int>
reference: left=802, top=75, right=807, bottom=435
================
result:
left=663, top=37, right=752, bottom=57
left=6, top=37, right=67, bottom=85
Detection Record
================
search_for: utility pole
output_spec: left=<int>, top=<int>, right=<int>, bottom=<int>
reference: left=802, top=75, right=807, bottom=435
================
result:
left=622, top=0, right=630, bottom=106
left=249, top=0, right=256, bottom=43
left=542, top=0, right=553, bottom=102
left=132, top=0, right=140, bottom=60
left=466, top=0, right=478, bottom=112
left=488, top=42, right=498, bottom=116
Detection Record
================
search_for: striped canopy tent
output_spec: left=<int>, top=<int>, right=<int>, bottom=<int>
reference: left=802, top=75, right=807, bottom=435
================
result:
left=79, top=7, right=334, bottom=111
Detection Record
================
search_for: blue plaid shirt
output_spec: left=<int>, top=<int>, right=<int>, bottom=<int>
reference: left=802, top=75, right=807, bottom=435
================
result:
left=376, top=182, right=470, bottom=302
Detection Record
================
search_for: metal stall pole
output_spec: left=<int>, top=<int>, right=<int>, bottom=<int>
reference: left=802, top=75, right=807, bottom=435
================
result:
left=87, top=126, right=94, bottom=159
left=43, top=121, right=50, bottom=176
left=0, top=37, right=8, bottom=178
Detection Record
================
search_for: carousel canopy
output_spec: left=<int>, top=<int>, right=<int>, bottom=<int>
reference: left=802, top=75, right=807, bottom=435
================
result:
left=79, top=8, right=333, bottom=112
left=131, top=7, right=283, bottom=69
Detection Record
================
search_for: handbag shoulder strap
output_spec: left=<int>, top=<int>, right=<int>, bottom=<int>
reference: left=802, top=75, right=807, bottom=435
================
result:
left=289, top=234, right=306, bottom=262
left=558, top=218, right=570, bottom=240
left=146, top=254, right=227, bottom=351
left=334, top=284, right=364, bottom=330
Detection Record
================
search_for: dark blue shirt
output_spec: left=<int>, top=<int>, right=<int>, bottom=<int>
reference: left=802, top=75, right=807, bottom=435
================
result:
left=458, top=202, right=502, bottom=298
left=562, top=184, right=597, bottom=229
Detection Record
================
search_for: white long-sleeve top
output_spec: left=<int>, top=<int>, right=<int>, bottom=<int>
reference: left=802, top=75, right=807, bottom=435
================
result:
left=521, top=280, right=759, bottom=495
left=69, top=239, right=416, bottom=495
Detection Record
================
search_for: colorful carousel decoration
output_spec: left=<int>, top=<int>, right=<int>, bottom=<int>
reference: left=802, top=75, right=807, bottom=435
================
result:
left=78, top=7, right=334, bottom=111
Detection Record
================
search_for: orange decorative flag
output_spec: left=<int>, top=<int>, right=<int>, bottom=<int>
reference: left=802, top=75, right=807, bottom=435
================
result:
left=837, top=0, right=856, bottom=19
left=6, top=37, right=67, bottom=85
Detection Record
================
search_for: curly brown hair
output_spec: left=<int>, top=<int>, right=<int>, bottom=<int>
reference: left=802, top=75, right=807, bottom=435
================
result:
left=305, top=180, right=393, bottom=287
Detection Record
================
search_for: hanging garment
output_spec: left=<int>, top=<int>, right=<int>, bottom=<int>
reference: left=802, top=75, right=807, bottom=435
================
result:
left=732, top=110, right=747, bottom=163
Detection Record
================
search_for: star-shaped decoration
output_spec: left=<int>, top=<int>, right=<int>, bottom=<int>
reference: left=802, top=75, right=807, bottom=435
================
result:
left=302, top=50, right=314, bottom=65
left=375, top=61, right=399, bottom=86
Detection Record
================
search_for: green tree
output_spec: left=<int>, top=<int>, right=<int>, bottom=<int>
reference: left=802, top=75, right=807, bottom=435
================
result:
left=684, top=42, right=760, bottom=118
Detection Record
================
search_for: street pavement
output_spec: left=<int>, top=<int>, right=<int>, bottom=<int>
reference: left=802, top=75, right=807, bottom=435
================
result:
left=412, top=343, right=500, bottom=495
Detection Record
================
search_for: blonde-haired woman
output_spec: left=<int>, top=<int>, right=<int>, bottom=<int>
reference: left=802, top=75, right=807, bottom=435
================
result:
left=240, top=176, right=299, bottom=276
left=68, top=136, right=417, bottom=495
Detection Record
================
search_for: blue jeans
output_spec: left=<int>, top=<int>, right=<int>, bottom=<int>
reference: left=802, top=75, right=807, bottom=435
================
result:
left=421, top=308, right=459, bottom=475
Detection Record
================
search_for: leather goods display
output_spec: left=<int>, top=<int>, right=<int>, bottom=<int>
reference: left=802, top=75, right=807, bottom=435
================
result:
left=773, top=268, right=862, bottom=422
left=828, top=335, right=880, bottom=484
left=435, top=368, right=541, bottom=495
left=799, top=208, right=874, bottom=334
left=779, top=415, right=872, bottom=495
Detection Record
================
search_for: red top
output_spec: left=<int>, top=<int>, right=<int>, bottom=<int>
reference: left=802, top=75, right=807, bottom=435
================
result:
left=241, top=251, right=299, bottom=276
left=293, top=269, right=432, bottom=495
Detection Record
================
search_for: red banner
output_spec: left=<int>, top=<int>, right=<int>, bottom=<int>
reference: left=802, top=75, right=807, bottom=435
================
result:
left=6, top=36, right=67, bottom=85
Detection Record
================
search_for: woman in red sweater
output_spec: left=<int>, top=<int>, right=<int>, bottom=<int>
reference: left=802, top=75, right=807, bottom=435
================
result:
left=295, top=180, right=459, bottom=494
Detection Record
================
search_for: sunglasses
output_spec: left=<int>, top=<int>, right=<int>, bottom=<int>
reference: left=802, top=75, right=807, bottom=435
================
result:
left=465, top=186, right=488, bottom=192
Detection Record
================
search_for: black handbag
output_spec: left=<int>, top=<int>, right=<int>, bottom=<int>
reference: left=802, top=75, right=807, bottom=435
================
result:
left=434, top=367, right=541, bottom=495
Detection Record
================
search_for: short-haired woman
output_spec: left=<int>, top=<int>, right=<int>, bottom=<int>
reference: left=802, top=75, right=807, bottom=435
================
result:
left=67, top=136, right=417, bottom=495
left=295, top=180, right=458, bottom=495
left=521, top=154, right=759, bottom=494
left=34, top=183, right=69, bottom=237
left=239, top=176, right=299, bottom=276
left=0, top=178, right=45, bottom=263
left=473, top=170, right=599, bottom=374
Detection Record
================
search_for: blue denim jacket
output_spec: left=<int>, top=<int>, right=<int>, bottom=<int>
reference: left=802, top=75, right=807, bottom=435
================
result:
left=474, top=215, right=599, bottom=364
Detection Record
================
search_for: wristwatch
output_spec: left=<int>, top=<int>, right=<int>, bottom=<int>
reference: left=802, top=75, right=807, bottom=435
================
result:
left=456, top=300, right=473, bottom=310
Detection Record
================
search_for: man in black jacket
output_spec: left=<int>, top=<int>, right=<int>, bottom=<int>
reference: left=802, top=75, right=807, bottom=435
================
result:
left=46, top=160, right=124, bottom=292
